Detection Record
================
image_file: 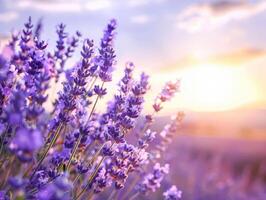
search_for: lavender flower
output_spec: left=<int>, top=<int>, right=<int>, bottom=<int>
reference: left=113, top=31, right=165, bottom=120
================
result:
left=19, top=17, right=33, bottom=65
left=8, top=176, right=28, bottom=190
left=9, top=128, right=43, bottom=162
left=98, top=19, right=117, bottom=82
left=102, top=141, right=115, bottom=157
left=94, top=85, right=107, bottom=97
left=153, top=80, right=180, bottom=113
left=156, top=112, right=185, bottom=154
left=106, top=62, right=135, bottom=123
left=136, top=163, right=169, bottom=194
left=0, top=191, right=9, bottom=200
left=118, top=72, right=149, bottom=132
left=2, top=86, right=25, bottom=127
left=0, top=17, right=182, bottom=200
left=93, top=167, right=112, bottom=193
left=37, top=174, right=72, bottom=200
left=48, top=39, right=95, bottom=134
left=24, top=38, right=51, bottom=127
left=65, top=31, right=81, bottom=59
left=163, top=186, right=182, bottom=200
left=34, top=18, right=43, bottom=39
left=55, top=23, right=67, bottom=62
left=138, top=129, right=157, bottom=149
left=105, top=142, right=149, bottom=193
left=8, top=31, right=19, bottom=51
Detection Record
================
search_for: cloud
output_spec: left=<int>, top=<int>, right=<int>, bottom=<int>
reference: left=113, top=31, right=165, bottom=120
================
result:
left=128, top=0, right=165, bottom=7
left=16, top=0, right=82, bottom=12
left=130, top=14, right=151, bottom=24
left=85, top=0, right=111, bottom=11
left=13, top=0, right=112, bottom=13
left=177, top=1, right=266, bottom=32
left=0, top=11, right=18, bottom=22
left=160, top=48, right=266, bottom=72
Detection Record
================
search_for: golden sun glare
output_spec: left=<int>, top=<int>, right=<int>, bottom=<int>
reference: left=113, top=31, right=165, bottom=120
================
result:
left=181, top=64, right=259, bottom=112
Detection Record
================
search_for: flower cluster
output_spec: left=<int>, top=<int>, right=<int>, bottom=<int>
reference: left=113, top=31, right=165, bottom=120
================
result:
left=153, top=80, right=180, bottom=113
left=0, top=17, right=182, bottom=200
left=155, top=112, right=185, bottom=155
left=137, top=163, right=170, bottom=194
left=163, top=185, right=182, bottom=200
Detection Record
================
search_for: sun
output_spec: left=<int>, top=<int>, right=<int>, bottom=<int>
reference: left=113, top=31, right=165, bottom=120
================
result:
left=180, top=64, right=259, bottom=112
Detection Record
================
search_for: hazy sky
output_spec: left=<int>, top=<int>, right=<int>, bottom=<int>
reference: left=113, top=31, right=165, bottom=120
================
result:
left=1, top=0, right=266, bottom=113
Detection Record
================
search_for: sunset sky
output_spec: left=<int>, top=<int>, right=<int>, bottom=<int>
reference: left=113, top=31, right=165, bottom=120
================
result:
left=1, top=0, right=266, bottom=114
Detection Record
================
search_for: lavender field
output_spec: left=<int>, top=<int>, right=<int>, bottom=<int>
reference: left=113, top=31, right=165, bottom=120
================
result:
left=0, top=1, right=266, bottom=200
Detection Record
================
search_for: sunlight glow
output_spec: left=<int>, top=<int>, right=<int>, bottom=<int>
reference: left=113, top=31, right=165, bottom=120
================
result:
left=181, top=64, right=259, bottom=112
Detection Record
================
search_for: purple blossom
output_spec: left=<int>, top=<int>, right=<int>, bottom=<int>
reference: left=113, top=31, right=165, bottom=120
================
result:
left=3, top=87, right=25, bottom=127
left=9, top=31, right=19, bottom=50
left=9, top=128, right=43, bottom=162
left=102, top=141, right=115, bottom=156
left=92, top=167, right=112, bottom=193
left=158, top=112, right=185, bottom=151
left=34, top=18, right=43, bottom=39
left=108, top=125, right=125, bottom=143
left=37, top=174, right=72, bottom=200
left=153, top=80, right=180, bottom=113
left=49, top=39, right=95, bottom=128
left=106, top=142, right=149, bottom=191
left=65, top=32, right=81, bottom=58
left=94, top=85, right=107, bottom=97
left=119, top=72, right=149, bottom=131
left=8, top=176, right=28, bottom=189
left=77, top=162, right=89, bottom=174
left=24, top=38, right=51, bottom=126
left=98, top=19, right=117, bottom=82
left=0, top=17, right=182, bottom=200
left=20, top=17, right=33, bottom=57
left=137, top=163, right=170, bottom=194
left=55, top=23, right=67, bottom=61
left=138, top=129, right=157, bottom=149
left=163, top=186, right=182, bottom=200
left=132, top=73, right=149, bottom=96
left=0, top=191, right=9, bottom=200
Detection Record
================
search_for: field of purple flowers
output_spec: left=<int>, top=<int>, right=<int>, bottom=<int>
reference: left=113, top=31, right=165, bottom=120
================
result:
left=0, top=17, right=183, bottom=200
left=0, top=16, right=266, bottom=200
left=165, top=135, right=266, bottom=200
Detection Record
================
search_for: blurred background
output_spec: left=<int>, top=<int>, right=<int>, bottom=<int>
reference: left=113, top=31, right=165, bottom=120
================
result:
left=0, top=0, right=266, bottom=199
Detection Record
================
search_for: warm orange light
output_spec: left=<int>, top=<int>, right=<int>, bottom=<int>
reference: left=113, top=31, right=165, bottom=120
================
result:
left=180, top=64, right=259, bottom=112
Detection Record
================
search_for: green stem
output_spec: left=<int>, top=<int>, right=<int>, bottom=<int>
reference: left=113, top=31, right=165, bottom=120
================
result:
left=0, top=125, right=10, bottom=163
left=71, top=141, right=105, bottom=195
left=74, top=156, right=106, bottom=200
left=30, top=123, right=63, bottom=178
left=121, top=112, right=157, bottom=197
left=73, top=174, right=81, bottom=185
left=75, top=142, right=114, bottom=200
left=0, top=156, right=15, bottom=188
left=66, top=136, right=81, bottom=171
left=88, top=91, right=101, bottom=119
left=128, top=192, right=139, bottom=200
left=87, top=77, right=98, bottom=92
left=66, top=82, right=104, bottom=171
left=87, top=142, right=105, bottom=166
